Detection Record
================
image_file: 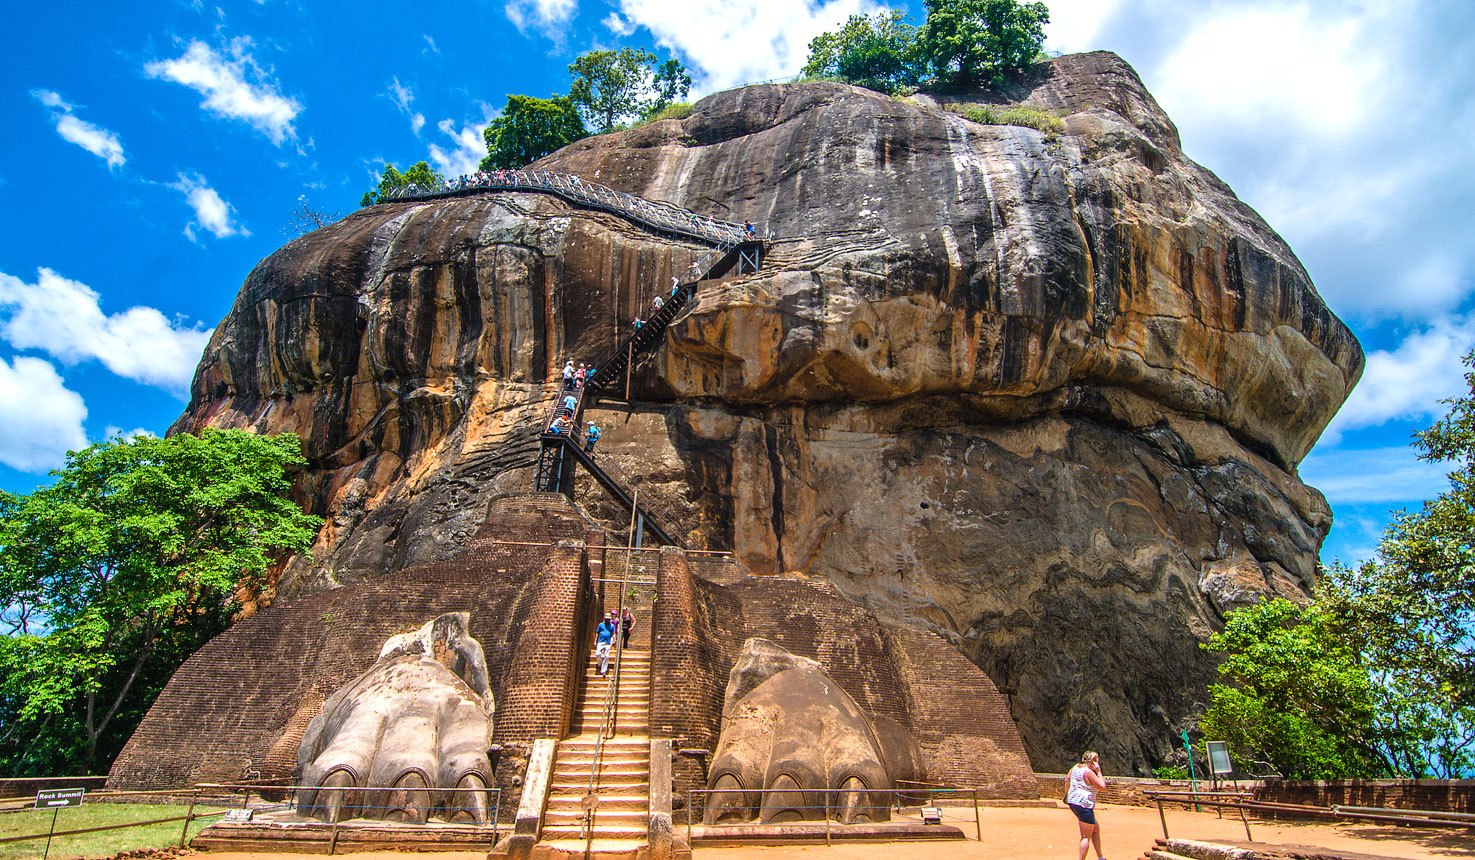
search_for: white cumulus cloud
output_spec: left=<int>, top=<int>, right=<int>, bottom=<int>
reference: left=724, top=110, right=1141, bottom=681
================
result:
left=506, top=0, right=578, bottom=34
left=170, top=173, right=248, bottom=240
left=0, top=268, right=211, bottom=394
left=145, top=38, right=302, bottom=145
left=0, top=356, right=88, bottom=473
left=31, top=89, right=126, bottom=169
left=429, top=116, right=491, bottom=178
left=1321, top=315, right=1475, bottom=443
left=388, top=77, right=426, bottom=135
left=612, top=0, right=884, bottom=93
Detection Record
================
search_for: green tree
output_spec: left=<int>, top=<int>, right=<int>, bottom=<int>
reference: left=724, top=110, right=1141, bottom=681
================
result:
left=480, top=94, right=588, bottom=170
left=1200, top=599, right=1390, bottom=779
left=919, top=0, right=1050, bottom=89
left=0, top=430, right=321, bottom=774
left=568, top=48, right=690, bottom=132
left=803, top=10, right=925, bottom=94
left=360, top=160, right=444, bottom=206
left=648, top=59, right=693, bottom=116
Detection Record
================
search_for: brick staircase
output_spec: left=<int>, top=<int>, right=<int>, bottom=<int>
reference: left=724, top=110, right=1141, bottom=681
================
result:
left=539, top=648, right=652, bottom=854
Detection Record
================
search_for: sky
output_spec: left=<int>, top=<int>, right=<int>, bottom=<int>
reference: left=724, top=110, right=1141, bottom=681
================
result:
left=1, top=0, right=1472, bottom=568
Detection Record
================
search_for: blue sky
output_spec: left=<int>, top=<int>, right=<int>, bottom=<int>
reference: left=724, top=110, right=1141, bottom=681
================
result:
left=1, top=0, right=1472, bottom=569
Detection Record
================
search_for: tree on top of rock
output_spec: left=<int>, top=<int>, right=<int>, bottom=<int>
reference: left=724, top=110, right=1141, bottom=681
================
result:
left=568, top=48, right=691, bottom=133
left=920, top=0, right=1050, bottom=89
left=480, top=94, right=588, bottom=170
left=361, top=160, right=443, bottom=206
left=803, top=10, right=925, bottom=94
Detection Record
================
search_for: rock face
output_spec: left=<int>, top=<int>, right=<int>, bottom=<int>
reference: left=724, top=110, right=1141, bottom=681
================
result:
left=175, top=51, right=1361, bottom=773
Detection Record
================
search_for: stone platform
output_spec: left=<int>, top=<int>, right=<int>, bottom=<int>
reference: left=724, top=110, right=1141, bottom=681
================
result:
left=192, top=810, right=503, bottom=853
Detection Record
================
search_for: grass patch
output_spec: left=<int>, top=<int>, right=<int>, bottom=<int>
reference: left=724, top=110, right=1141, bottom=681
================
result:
left=949, top=104, right=1065, bottom=136
left=0, top=802, right=216, bottom=860
left=645, top=102, right=694, bottom=122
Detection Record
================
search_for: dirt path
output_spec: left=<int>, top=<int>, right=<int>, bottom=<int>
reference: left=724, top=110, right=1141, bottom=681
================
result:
left=195, top=803, right=1475, bottom=860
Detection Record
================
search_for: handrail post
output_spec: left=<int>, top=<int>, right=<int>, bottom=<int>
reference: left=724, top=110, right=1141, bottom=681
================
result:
left=973, top=788, right=981, bottom=841
left=824, top=791, right=831, bottom=845
left=1156, top=797, right=1168, bottom=839
left=1238, top=799, right=1252, bottom=842
left=179, top=789, right=198, bottom=848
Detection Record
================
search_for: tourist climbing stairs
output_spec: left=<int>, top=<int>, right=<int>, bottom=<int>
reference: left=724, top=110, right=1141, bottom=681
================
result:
left=540, top=641, right=653, bottom=853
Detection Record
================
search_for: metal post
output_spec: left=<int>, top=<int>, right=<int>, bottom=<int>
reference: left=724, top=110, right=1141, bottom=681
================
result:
left=824, top=792, right=831, bottom=846
left=1156, top=798, right=1169, bottom=839
left=625, top=341, right=633, bottom=402
left=42, top=806, right=60, bottom=860
left=973, top=789, right=981, bottom=842
left=179, top=790, right=198, bottom=848
left=1183, top=731, right=1200, bottom=812
left=1238, top=800, right=1253, bottom=842
left=329, top=815, right=341, bottom=855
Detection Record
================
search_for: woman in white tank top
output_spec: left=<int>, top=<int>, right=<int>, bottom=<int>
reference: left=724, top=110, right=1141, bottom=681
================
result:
left=1066, top=750, right=1108, bottom=860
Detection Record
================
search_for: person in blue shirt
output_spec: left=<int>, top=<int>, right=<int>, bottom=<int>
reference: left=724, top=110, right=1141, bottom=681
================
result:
left=594, top=613, right=617, bottom=676
left=585, top=423, right=601, bottom=454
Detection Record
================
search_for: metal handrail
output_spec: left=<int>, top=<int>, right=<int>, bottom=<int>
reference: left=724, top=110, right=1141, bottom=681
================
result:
left=372, top=169, right=759, bottom=249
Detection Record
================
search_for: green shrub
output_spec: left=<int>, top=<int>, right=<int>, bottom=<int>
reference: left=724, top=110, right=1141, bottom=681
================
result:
left=1151, top=764, right=1189, bottom=780
left=645, top=101, right=694, bottom=122
left=948, top=103, right=1063, bottom=136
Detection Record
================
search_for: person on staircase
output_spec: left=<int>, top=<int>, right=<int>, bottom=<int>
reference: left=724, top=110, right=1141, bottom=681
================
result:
left=620, top=607, right=634, bottom=650
left=594, top=612, right=617, bottom=676
left=574, top=363, right=587, bottom=388
left=561, top=392, right=578, bottom=420
left=633, top=317, right=644, bottom=332
left=585, top=422, right=600, bottom=454
left=562, top=359, right=575, bottom=389
left=651, top=294, right=664, bottom=313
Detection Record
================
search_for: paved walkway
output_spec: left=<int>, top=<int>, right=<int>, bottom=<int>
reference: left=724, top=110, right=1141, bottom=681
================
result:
left=195, top=802, right=1474, bottom=860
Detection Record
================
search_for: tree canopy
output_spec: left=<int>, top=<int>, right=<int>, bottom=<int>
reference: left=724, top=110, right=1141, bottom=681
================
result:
left=0, top=430, right=321, bottom=774
left=480, top=94, right=588, bottom=171
left=360, top=160, right=444, bottom=206
left=1201, top=350, right=1475, bottom=778
left=568, top=48, right=691, bottom=132
left=803, top=11, right=924, bottom=94
left=919, top=0, right=1050, bottom=89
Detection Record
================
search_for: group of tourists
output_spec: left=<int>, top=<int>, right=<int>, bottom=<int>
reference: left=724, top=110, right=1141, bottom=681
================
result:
left=548, top=359, right=600, bottom=451
left=561, top=359, right=593, bottom=390
left=593, top=608, right=635, bottom=676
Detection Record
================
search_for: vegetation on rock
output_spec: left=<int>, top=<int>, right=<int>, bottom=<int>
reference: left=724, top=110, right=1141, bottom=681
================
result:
left=360, top=160, right=443, bottom=206
left=803, top=0, right=1050, bottom=94
left=949, top=103, right=1064, bottom=135
left=480, top=94, right=588, bottom=171
left=568, top=48, right=692, bottom=133
left=1203, top=352, right=1475, bottom=778
left=0, top=430, right=321, bottom=774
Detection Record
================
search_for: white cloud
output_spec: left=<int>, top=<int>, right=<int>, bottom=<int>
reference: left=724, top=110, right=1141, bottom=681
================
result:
left=388, top=77, right=427, bottom=135
left=31, top=89, right=126, bottom=169
left=1322, top=316, right=1475, bottom=442
left=145, top=38, right=302, bottom=145
left=506, top=0, right=578, bottom=34
left=603, top=12, right=636, bottom=36
left=422, top=34, right=440, bottom=55
left=0, top=356, right=87, bottom=472
left=1044, top=0, right=1475, bottom=321
left=613, top=0, right=883, bottom=93
left=103, top=425, right=157, bottom=441
left=170, top=173, right=249, bottom=240
left=429, top=116, right=491, bottom=178
left=1299, top=445, right=1450, bottom=506
left=0, top=268, right=211, bottom=394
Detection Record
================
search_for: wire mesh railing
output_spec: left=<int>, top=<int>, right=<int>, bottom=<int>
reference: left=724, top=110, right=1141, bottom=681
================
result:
left=372, top=169, right=753, bottom=248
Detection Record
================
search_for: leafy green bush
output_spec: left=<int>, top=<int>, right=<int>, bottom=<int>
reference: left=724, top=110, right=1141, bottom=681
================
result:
left=949, top=103, right=1064, bottom=135
left=1151, top=764, right=1189, bottom=780
left=644, top=101, right=694, bottom=122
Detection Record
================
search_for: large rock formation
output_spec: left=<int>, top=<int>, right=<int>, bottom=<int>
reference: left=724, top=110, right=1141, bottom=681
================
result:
left=174, top=52, right=1361, bottom=772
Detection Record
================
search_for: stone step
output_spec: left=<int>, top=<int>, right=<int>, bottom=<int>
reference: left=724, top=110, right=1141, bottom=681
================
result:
left=541, top=824, right=648, bottom=840
left=545, top=794, right=648, bottom=811
left=553, top=767, right=650, bottom=780
left=549, top=782, right=650, bottom=795
left=558, top=734, right=649, bottom=745
left=544, top=808, right=648, bottom=826
left=555, top=752, right=648, bottom=765
left=537, top=837, right=647, bottom=857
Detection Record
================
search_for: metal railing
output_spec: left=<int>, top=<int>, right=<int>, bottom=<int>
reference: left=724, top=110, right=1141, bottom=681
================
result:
left=0, top=788, right=224, bottom=854
left=373, top=169, right=757, bottom=248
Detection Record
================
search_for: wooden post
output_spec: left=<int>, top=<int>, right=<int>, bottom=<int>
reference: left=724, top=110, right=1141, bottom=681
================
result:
left=179, top=790, right=198, bottom=848
left=328, top=814, right=341, bottom=855
left=1238, top=800, right=1253, bottom=842
left=973, top=789, right=981, bottom=842
left=1156, top=798, right=1169, bottom=839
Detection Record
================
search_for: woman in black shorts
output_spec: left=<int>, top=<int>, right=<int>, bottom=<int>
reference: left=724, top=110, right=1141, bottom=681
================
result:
left=1066, top=750, right=1107, bottom=860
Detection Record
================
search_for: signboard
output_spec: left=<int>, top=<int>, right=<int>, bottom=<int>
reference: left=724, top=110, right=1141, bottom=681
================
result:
left=921, top=806, right=943, bottom=824
left=1205, top=740, right=1234, bottom=775
left=223, top=809, right=254, bottom=822
left=34, top=788, right=85, bottom=809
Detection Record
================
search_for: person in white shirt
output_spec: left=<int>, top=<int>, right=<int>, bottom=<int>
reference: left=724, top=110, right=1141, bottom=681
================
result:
left=1066, top=750, right=1108, bottom=860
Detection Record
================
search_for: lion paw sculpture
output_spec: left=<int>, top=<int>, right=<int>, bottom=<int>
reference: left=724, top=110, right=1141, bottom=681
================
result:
left=703, top=638, right=926, bottom=825
left=295, top=613, right=494, bottom=824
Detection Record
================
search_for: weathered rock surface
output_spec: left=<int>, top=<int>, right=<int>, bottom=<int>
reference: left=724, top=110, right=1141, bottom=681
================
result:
left=174, top=51, right=1361, bottom=772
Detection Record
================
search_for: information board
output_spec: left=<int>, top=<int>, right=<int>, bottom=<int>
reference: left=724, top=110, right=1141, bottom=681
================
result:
left=34, top=788, right=85, bottom=809
left=1206, top=740, right=1234, bottom=775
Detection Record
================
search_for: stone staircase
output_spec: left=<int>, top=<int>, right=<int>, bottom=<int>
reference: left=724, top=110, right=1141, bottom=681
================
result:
left=539, top=648, right=652, bottom=854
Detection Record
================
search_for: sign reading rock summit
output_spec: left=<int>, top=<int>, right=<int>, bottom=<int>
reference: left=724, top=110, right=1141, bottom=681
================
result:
left=34, top=789, right=85, bottom=809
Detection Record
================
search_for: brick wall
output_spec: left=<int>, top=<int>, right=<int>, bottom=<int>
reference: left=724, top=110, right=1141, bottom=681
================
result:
left=107, top=493, right=600, bottom=822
